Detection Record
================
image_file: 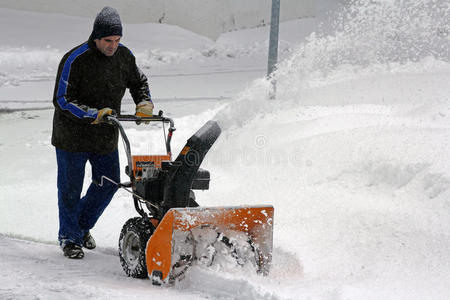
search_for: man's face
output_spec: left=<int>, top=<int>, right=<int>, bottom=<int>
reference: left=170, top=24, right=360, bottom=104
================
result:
left=94, top=35, right=121, bottom=56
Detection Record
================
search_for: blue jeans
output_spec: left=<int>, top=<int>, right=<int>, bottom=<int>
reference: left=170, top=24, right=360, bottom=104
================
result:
left=56, top=148, right=120, bottom=246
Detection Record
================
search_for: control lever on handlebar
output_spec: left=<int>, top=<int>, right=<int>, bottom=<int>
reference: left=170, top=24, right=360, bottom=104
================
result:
left=104, top=112, right=176, bottom=179
left=102, top=110, right=117, bottom=124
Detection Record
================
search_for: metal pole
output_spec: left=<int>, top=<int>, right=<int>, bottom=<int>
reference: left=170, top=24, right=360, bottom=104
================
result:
left=267, top=0, right=280, bottom=99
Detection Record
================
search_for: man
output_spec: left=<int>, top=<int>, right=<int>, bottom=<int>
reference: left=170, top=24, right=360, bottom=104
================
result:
left=52, top=6, right=154, bottom=259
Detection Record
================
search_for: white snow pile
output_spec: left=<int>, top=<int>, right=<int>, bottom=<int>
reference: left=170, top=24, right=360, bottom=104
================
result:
left=205, top=0, right=450, bottom=298
left=0, top=46, right=61, bottom=87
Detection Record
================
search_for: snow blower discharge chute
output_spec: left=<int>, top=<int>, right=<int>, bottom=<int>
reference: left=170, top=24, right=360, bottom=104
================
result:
left=100, top=113, right=274, bottom=285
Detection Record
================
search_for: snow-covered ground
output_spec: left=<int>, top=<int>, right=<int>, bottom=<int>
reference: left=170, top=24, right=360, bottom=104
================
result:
left=1, top=0, right=450, bottom=299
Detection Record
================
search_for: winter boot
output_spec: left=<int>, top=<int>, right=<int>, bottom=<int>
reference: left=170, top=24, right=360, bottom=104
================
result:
left=63, top=243, right=84, bottom=259
left=83, top=231, right=96, bottom=250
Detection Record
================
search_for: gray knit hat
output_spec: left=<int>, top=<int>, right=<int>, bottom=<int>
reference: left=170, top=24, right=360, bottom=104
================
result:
left=91, top=7, right=123, bottom=40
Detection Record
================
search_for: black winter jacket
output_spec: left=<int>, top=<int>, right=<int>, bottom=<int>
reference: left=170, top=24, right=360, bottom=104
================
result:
left=51, top=37, right=151, bottom=154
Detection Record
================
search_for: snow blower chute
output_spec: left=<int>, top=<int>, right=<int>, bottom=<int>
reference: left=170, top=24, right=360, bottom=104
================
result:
left=102, top=112, right=274, bottom=285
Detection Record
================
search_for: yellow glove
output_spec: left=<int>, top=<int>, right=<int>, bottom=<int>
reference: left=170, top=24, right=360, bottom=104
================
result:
left=91, top=107, right=114, bottom=124
left=135, top=101, right=154, bottom=118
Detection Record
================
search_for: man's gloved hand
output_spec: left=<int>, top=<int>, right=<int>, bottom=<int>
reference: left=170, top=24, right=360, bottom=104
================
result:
left=91, top=107, right=114, bottom=124
left=135, top=101, right=154, bottom=118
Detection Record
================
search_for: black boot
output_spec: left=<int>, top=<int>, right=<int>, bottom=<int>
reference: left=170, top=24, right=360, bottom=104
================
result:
left=83, top=231, right=96, bottom=250
left=62, top=243, right=84, bottom=259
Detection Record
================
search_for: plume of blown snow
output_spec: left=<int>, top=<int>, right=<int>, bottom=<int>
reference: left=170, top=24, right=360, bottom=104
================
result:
left=213, top=0, right=450, bottom=130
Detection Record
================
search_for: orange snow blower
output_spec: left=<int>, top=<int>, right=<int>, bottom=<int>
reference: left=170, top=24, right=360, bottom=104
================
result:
left=102, top=112, right=274, bottom=285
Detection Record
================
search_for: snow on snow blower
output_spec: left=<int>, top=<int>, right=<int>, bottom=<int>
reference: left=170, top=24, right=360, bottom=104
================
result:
left=102, top=112, right=274, bottom=285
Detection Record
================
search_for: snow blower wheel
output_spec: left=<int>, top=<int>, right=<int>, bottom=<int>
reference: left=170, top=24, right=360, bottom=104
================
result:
left=119, top=217, right=154, bottom=278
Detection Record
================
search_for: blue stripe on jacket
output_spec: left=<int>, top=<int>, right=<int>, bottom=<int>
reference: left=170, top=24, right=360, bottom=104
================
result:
left=56, top=43, right=97, bottom=119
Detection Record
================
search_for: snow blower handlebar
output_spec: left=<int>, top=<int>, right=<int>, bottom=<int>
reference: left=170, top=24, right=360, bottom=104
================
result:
left=106, top=112, right=176, bottom=178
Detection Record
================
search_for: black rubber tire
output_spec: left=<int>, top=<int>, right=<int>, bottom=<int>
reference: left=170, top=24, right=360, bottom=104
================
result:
left=118, top=217, right=154, bottom=278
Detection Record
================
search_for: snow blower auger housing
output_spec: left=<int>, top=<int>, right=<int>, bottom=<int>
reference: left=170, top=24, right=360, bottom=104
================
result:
left=105, top=112, right=274, bottom=285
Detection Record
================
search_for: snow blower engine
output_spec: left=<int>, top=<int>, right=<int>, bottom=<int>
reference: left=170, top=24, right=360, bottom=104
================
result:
left=103, top=112, right=274, bottom=285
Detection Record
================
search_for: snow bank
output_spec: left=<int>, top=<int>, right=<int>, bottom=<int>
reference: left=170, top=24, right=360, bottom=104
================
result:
left=0, top=0, right=324, bottom=39
left=201, top=1, right=450, bottom=298
left=0, top=47, right=61, bottom=87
